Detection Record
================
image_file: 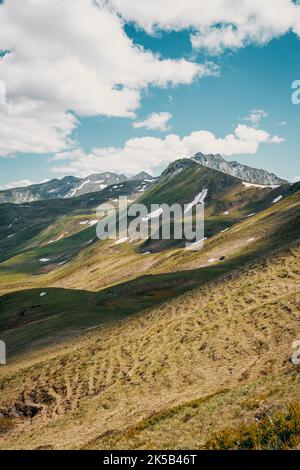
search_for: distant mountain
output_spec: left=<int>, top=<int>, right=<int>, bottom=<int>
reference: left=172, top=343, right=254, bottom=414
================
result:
left=64, top=173, right=127, bottom=198
left=160, top=158, right=199, bottom=178
left=0, top=154, right=288, bottom=205
left=192, top=153, right=288, bottom=186
left=0, top=176, right=80, bottom=204
left=130, top=171, right=154, bottom=181
left=0, top=171, right=159, bottom=204
left=0, top=172, right=127, bottom=204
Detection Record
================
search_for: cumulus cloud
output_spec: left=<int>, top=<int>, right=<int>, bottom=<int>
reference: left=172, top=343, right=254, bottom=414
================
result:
left=291, top=175, right=300, bottom=183
left=0, top=0, right=293, bottom=162
left=0, top=0, right=213, bottom=157
left=51, top=124, right=284, bottom=177
left=0, top=98, right=78, bottom=157
left=133, top=112, right=172, bottom=131
left=2, top=179, right=35, bottom=190
left=2, top=178, right=49, bottom=190
left=109, top=0, right=300, bottom=54
left=243, top=109, right=268, bottom=126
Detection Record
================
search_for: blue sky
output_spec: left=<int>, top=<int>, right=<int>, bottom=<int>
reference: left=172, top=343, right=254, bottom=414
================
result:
left=0, top=0, right=300, bottom=188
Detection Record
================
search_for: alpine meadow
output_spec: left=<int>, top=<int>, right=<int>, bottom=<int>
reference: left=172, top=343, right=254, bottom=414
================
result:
left=0, top=0, right=299, bottom=455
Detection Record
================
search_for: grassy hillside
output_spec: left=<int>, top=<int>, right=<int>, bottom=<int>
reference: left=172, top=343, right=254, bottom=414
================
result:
left=139, top=161, right=289, bottom=251
left=0, top=241, right=299, bottom=449
left=0, top=179, right=151, bottom=265
left=0, top=163, right=299, bottom=450
left=0, top=178, right=299, bottom=357
left=0, top=163, right=289, bottom=277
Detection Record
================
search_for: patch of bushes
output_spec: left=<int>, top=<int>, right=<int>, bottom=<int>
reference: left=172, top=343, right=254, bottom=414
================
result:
left=205, top=402, right=300, bottom=450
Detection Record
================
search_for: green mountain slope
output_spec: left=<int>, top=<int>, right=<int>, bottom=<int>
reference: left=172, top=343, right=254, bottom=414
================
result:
left=0, top=161, right=299, bottom=450
left=0, top=179, right=299, bottom=357
left=0, top=235, right=299, bottom=450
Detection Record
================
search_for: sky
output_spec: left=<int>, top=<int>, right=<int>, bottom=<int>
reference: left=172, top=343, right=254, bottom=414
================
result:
left=0, top=0, right=300, bottom=189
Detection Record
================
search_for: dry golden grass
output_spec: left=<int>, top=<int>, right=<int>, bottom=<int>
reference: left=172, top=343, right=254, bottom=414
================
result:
left=204, top=402, right=300, bottom=450
left=0, top=242, right=299, bottom=449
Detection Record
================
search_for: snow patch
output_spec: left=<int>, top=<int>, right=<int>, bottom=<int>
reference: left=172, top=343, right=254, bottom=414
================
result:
left=65, top=180, right=91, bottom=198
left=65, top=188, right=77, bottom=198
left=243, top=182, right=268, bottom=189
left=80, top=219, right=99, bottom=226
left=77, top=179, right=91, bottom=191
left=186, top=237, right=207, bottom=250
left=141, top=208, right=163, bottom=222
left=273, top=195, right=283, bottom=204
left=114, top=237, right=129, bottom=245
left=184, top=189, right=208, bottom=214
left=46, top=235, right=64, bottom=244
left=88, top=219, right=99, bottom=227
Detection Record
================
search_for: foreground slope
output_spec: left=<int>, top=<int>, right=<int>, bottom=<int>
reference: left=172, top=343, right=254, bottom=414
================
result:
left=0, top=240, right=299, bottom=449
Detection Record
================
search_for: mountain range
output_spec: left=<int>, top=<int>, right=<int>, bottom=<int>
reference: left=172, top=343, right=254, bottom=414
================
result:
left=0, top=172, right=155, bottom=204
left=0, top=154, right=287, bottom=204
left=192, top=152, right=288, bottom=185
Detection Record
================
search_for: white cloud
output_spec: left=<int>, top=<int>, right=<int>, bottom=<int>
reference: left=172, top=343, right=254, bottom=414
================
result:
left=243, top=109, right=268, bottom=126
left=2, top=178, right=49, bottom=190
left=0, top=0, right=214, bottom=157
left=2, top=179, right=35, bottom=190
left=235, top=124, right=269, bottom=143
left=109, top=0, right=300, bottom=54
left=0, top=98, right=78, bottom=157
left=51, top=124, right=284, bottom=177
left=133, top=112, right=172, bottom=131
left=234, top=124, right=284, bottom=144
left=0, top=0, right=294, bottom=161
left=269, top=135, right=285, bottom=144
